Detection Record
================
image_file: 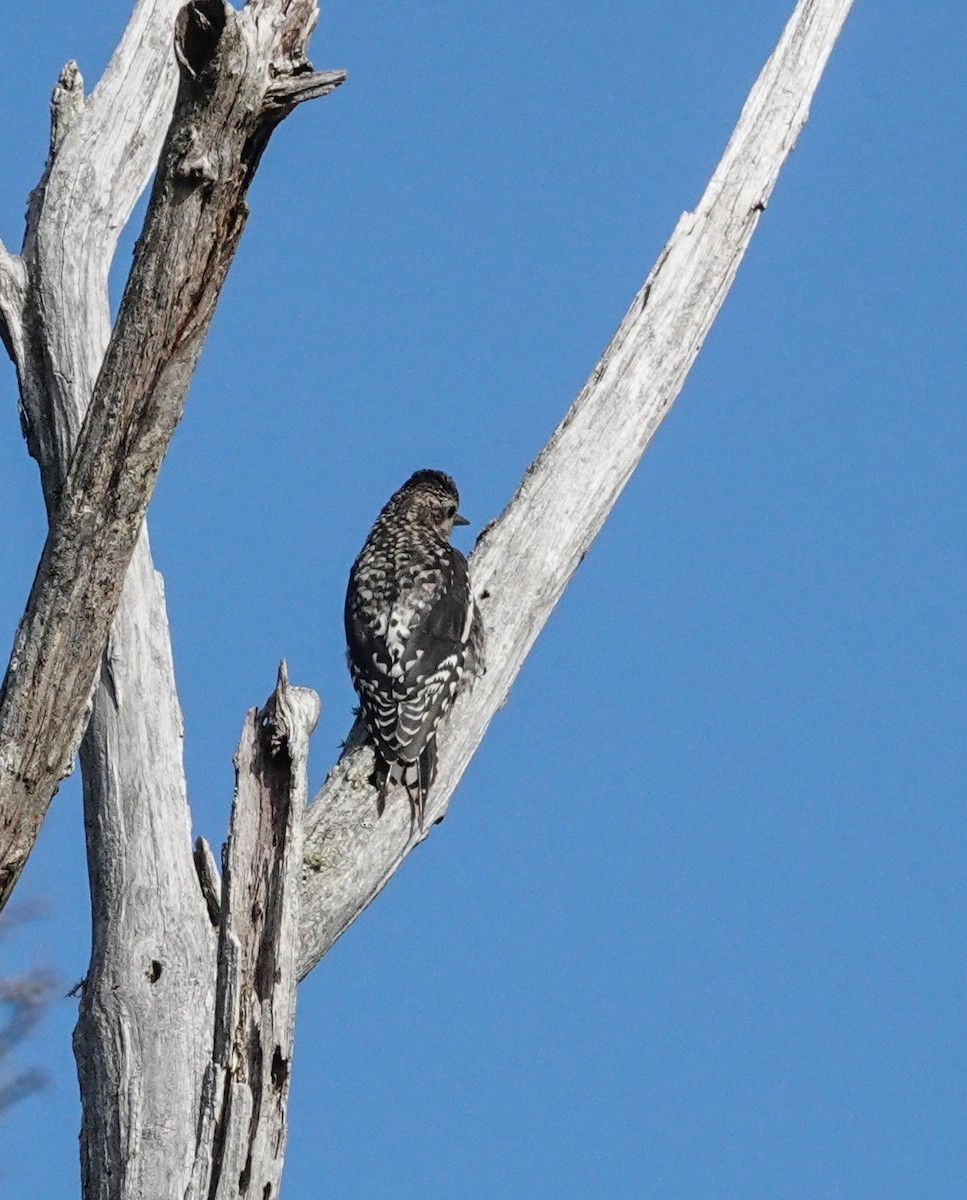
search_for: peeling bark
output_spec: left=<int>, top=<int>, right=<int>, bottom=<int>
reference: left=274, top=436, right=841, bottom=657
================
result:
left=0, top=0, right=344, bottom=915
left=189, top=664, right=319, bottom=1200
left=0, top=0, right=854, bottom=1194
left=0, top=3, right=339, bottom=1197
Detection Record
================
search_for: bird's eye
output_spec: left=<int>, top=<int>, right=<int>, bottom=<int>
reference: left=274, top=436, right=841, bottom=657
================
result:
left=446, top=504, right=457, bottom=517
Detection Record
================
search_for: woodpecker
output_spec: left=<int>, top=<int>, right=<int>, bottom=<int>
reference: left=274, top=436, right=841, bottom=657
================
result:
left=345, top=469, right=484, bottom=831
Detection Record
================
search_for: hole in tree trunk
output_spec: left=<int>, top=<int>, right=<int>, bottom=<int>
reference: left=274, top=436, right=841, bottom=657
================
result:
left=271, top=1045, right=289, bottom=1091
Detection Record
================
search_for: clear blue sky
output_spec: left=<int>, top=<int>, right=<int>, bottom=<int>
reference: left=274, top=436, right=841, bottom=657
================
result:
left=1, top=2, right=966, bottom=1196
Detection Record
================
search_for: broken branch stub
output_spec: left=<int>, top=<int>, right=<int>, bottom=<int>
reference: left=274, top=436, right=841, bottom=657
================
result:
left=189, top=663, right=319, bottom=1200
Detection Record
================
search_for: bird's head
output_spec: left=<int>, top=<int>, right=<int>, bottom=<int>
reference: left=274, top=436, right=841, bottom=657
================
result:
left=390, top=469, right=469, bottom=539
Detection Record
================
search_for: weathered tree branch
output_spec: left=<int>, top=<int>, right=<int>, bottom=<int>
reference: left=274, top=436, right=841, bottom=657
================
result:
left=19, top=8, right=187, bottom=496
left=194, top=835, right=224, bottom=926
left=0, top=3, right=341, bottom=1196
left=0, top=0, right=854, bottom=1193
left=264, top=68, right=346, bottom=110
left=74, top=551, right=214, bottom=1200
left=0, top=0, right=345, bottom=913
left=0, top=240, right=26, bottom=370
left=6, top=7, right=218, bottom=1197
left=189, top=663, right=319, bottom=1200
left=297, top=0, right=855, bottom=979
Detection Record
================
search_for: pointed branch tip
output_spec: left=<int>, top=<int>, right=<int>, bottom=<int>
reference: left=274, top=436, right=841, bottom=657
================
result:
left=193, top=836, right=222, bottom=925
left=264, top=68, right=347, bottom=112
left=49, top=60, right=84, bottom=155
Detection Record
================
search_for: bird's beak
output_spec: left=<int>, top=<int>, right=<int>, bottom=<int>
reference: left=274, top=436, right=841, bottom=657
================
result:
left=453, top=512, right=470, bottom=527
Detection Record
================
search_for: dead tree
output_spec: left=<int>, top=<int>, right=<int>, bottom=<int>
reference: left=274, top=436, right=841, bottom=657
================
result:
left=0, top=0, right=854, bottom=1195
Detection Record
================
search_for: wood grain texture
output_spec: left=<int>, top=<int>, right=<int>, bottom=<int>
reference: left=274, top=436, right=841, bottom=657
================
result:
left=297, top=0, right=856, bottom=979
left=0, top=0, right=344, bottom=914
left=0, top=239, right=26, bottom=368
left=0, top=2, right=341, bottom=1196
left=189, top=664, right=319, bottom=1200
left=0, top=6, right=215, bottom=1196
left=0, top=0, right=854, bottom=1192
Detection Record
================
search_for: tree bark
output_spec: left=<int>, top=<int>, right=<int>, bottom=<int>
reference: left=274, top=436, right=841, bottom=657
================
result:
left=0, top=0, right=343, bottom=914
left=0, top=0, right=854, bottom=1195
left=296, top=0, right=856, bottom=979
left=189, top=663, right=319, bottom=1200
left=0, top=3, right=339, bottom=1197
left=0, top=5, right=213, bottom=1194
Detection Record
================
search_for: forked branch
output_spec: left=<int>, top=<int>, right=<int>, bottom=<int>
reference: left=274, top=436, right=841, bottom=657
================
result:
left=0, top=0, right=344, bottom=913
left=0, top=1, right=855, bottom=1194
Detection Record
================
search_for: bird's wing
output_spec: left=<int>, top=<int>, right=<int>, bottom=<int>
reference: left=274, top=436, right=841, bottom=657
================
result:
left=387, top=551, right=473, bottom=757
left=351, top=551, right=471, bottom=759
left=400, top=550, right=473, bottom=677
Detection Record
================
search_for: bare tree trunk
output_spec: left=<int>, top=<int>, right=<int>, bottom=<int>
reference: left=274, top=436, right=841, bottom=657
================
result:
left=0, top=0, right=853, bottom=1195
left=0, top=4, right=215, bottom=1192
left=0, top=3, right=337, bottom=1196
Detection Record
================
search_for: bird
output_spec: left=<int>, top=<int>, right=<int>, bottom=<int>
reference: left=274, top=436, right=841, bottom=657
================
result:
left=345, top=469, right=485, bottom=832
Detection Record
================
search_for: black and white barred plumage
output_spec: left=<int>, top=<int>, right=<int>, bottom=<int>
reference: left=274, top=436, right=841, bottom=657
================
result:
left=345, top=470, right=485, bottom=831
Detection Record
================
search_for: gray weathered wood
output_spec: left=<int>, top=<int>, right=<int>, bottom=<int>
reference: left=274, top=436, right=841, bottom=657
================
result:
left=0, top=0, right=855, bottom=1192
left=188, top=664, right=319, bottom=1200
left=0, top=0, right=344, bottom=914
left=0, top=3, right=341, bottom=1197
left=74, top=550, right=218, bottom=1199
left=0, top=241, right=26, bottom=370
left=297, top=0, right=855, bottom=979
left=0, top=5, right=218, bottom=1196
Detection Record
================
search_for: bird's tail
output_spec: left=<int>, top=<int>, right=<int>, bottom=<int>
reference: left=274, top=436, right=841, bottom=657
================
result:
left=403, top=740, right=438, bottom=833
left=378, top=740, right=438, bottom=833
